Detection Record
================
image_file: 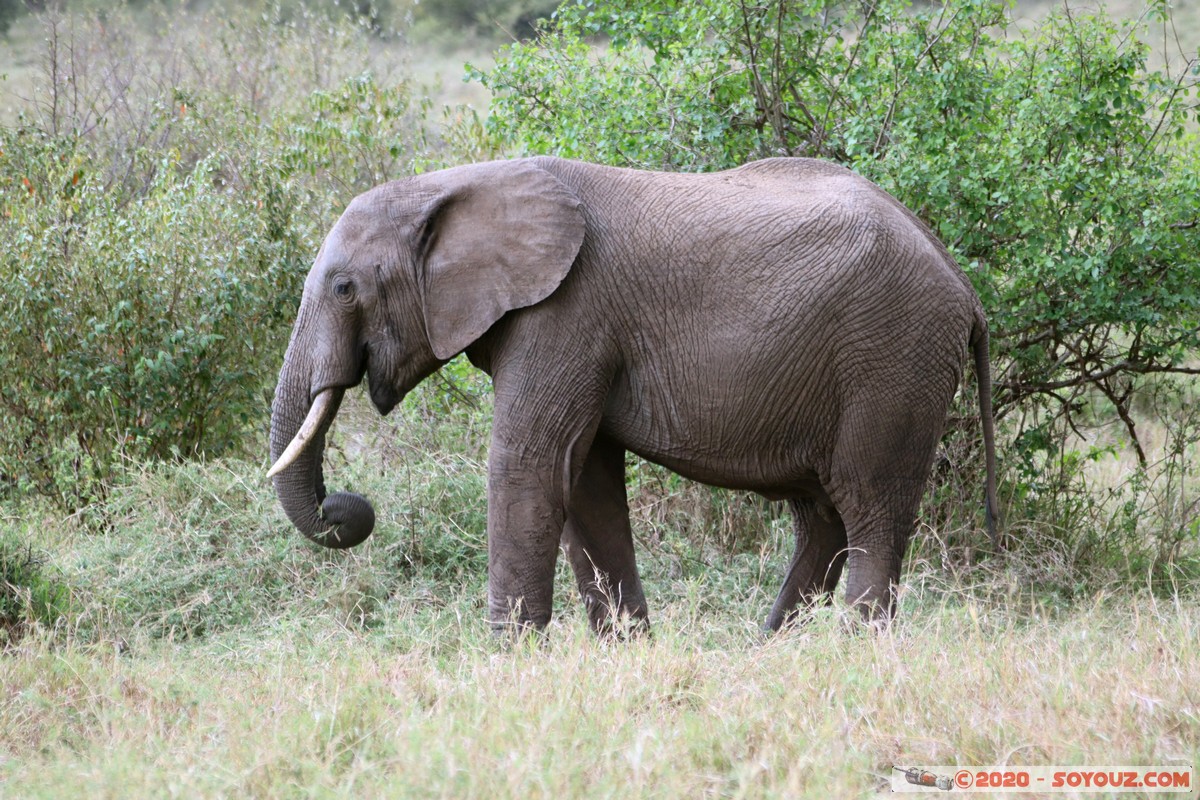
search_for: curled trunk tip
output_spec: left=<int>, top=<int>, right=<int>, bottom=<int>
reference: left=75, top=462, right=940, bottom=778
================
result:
left=270, top=383, right=375, bottom=549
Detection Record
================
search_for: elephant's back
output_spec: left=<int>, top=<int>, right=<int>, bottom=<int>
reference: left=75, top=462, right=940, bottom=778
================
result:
left=730, top=157, right=981, bottom=301
left=537, top=155, right=980, bottom=337
left=541, top=155, right=975, bottom=295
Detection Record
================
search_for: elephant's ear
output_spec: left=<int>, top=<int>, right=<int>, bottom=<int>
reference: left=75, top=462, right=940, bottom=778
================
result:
left=416, top=160, right=586, bottom=360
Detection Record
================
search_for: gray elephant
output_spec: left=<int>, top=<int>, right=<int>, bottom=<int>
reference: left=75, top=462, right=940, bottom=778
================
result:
left=267, top=156, right=998, bottom=633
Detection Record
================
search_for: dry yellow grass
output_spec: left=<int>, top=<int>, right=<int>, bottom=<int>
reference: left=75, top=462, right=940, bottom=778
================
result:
left=1, top=586, right=1196, bottom=799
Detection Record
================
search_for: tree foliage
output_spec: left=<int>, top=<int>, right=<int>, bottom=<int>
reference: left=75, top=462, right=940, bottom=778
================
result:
left=412, top=0, right=561, bottom=38
left=476, top=0, right=1200, bottom=464
left=0, top=6, right=441, bottom=507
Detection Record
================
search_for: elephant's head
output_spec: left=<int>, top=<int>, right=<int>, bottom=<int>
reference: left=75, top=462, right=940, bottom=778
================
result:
left=268, top=160, right=586, bottom=548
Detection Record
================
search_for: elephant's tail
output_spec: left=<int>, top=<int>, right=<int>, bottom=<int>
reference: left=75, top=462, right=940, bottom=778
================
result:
left=971, top=314, right=1002, bottom=547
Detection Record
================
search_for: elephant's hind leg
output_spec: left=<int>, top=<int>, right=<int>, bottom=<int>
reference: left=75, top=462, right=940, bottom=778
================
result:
left=828, top=357, right=958, bottom=625
left=837, top=480, right=925, bottom=626
left=833, top=429, right=939, bottom=626
left=765, top=498, right=848, bottom=631
left=561, top=434, right=650, bottom=637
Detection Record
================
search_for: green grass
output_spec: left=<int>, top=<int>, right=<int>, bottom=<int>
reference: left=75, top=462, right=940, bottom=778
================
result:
left=1, top=568, right=1196, bottom=797
left=1, top=384, right=1196, bottom=798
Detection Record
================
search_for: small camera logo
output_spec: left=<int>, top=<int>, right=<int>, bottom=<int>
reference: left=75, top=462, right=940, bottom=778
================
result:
left=895, top=766, right=954, bottom=791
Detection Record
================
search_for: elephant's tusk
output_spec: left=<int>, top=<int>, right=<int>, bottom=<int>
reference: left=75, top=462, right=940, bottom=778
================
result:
left=267, top=388, right=337, bottom=478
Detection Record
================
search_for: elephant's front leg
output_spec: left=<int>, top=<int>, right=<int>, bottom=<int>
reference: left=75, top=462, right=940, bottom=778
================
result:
left=486, top=461, right=564, bottom=632
left=485, top=383, right=604, bottom=634
left=560, top=434, right=649, bottom=637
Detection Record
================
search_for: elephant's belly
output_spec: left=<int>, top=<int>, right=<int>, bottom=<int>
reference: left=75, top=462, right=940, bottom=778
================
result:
left=598, top=333, right=840, bottom=501
left=625, top=441, right=831, bottom=501
left=665, top=456, right=833, bottom=505
left=600, top=400, right=833, bottom=503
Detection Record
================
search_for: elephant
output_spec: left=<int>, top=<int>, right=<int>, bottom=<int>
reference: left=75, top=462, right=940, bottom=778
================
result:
left=267, top=156, right=999, bottom=634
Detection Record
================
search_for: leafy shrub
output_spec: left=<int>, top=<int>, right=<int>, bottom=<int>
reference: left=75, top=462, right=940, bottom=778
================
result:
left=0, top=530, right=70, bottom=640
left=0, top=5, right=441, bottom=508
left=474, top=0, right=1200, bottom=576
left=0, top=128, right=301, bottom=505
left=478, top=0, right=1200, bottom=432
left=412, top=0, right=560, bottom=39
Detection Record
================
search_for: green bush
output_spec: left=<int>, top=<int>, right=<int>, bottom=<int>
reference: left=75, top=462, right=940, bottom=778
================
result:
left=474, top=0, right=1200, bottom=577
left=0, top=128, right=301, bottom=505
left=0, top=5, right=442, bottom=508
left=0, top=530, right=70, bottom=639
left=478, top=1, right=1200, bottom=430
left=412, top=0, right=559, bottom=39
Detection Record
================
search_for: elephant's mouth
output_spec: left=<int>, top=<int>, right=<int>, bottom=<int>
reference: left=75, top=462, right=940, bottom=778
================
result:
left=366, top=359, right=400, bottom=416
left=313, top=347, right=379, bottom=412
left=369, top=380, right=400, bottom=416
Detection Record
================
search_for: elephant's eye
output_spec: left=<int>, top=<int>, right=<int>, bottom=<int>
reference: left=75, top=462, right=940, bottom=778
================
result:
left=333, top=280, right=354, bottom=299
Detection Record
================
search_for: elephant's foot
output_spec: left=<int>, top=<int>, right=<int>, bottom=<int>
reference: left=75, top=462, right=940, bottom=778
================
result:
left=763, top=595, right=833, bottom=634
left=582, top=586, right=650, bottom=640
left=843, top=562, right=900, bottom=630
left=489, top=621, right=552, bottom=652
left=488, top=586, right=555, bottom=636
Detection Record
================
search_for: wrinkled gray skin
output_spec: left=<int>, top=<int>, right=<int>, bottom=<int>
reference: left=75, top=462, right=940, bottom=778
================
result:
left=269, top=156, right=998, bottom=634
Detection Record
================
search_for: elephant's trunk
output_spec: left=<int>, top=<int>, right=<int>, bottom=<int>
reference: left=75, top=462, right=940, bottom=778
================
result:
left=269, top=366, right=374, bottom=549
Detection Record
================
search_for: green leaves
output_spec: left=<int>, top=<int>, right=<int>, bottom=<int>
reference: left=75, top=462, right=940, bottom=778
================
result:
left=477, top=0, right=1200, bottom=453
left=0, top=133, right=293, bottom=506
left=0, top=7, right=443, bottom=509
left=284, top=73, right=436, bottom=186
